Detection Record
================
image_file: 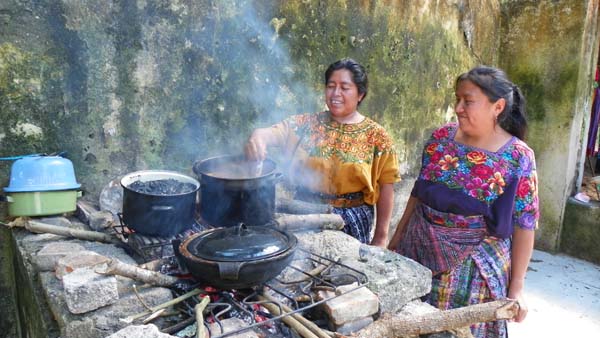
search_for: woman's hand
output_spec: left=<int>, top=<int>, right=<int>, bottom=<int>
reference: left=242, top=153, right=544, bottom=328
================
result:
left=509, top=227, right=534, bottom=323
left=508, top=279, right=528, bottom=322
left=244, top=129, right=270, bottom=161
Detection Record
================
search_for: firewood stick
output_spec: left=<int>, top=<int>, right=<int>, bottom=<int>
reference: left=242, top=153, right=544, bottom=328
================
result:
left=121, top=288, right=202, bottom=323
left=259, top=301, right=319, bottom=338
left=6, top=218, right=117, bottom=243
left=260, top=293, right=333, bottom=338
left=275, top=214, right=345, bottom=231
left=195, top=296, right=210, bottom=338
left=351, top=299, right=519, bottom=338
left=277, top=198, right=333, bottom=214
left=95, top=259, right=178, bottom=287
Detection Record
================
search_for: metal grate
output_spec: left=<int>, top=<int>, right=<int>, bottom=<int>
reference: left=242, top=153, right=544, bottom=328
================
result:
left=173, top=248, right=369, bottom=338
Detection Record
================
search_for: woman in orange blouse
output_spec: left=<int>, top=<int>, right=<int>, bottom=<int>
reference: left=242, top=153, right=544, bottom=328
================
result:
left=245, top=58, right=400, bottom=247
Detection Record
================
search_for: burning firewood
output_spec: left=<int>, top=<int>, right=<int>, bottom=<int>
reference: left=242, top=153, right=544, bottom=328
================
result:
left=195, top=295, right=210, bottom=338
left=260, top=292, right=333, bottom=338
left=348, top=299, right=518, bottom=338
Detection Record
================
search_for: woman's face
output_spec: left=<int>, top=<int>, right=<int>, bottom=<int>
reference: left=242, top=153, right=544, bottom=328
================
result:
left=325, top=69, right=364, bottom=120
left=454, top=80, right=504, bottom=137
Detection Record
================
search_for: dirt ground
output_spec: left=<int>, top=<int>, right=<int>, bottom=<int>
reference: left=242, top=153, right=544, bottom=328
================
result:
left=507, top=250, right=600, bottom=337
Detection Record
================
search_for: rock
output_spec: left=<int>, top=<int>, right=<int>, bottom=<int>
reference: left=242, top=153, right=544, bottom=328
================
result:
left=297, top=230, right=432, bottom=314
left=334, top=316, right=374, bottom=335
left=34, top=241, right=86, bottom=271
left=62, top=267, right=119, bottom=314
left=106, top=324, right=176, bottom=338
left=207, top=318, right=259, bottom=338
left=88, top=210, right=115, bottom=231
left=55, top=251, right=109, bottom=279
left=322, top=285, right=379, bottom=325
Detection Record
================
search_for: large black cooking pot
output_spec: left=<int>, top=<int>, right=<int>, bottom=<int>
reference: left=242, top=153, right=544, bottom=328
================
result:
left=178, top=224, right=297, bottom=289
left=193, top=155, right=280, bottom=227
left=121, top=170, right=199, bottom=237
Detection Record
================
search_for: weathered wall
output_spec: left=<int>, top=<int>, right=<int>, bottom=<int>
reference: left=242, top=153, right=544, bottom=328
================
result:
left=499, top=0, right=600, bottom=251
left=561, top=199, right=600, bottom=264
left=0, top=0, right=496, bottom=198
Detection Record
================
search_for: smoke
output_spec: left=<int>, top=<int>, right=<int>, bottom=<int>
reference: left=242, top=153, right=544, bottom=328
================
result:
left=166, top=1, right=321, bottom=169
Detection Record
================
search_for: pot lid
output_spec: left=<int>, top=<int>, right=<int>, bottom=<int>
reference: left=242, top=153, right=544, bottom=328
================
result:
left=4, top=156, right=81, bottom=192
left=185, top=224, right=293, bottom=262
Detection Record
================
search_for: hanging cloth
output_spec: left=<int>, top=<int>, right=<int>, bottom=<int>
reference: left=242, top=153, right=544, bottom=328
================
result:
left=586, top=67, right=600, bottom=157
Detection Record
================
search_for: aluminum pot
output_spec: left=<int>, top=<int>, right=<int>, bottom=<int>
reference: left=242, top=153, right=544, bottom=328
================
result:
left=121, top=170, right=199, bottom=237
left=178, top=224, right=297, bottom=289
left=193, top=155, right=281, bottom=227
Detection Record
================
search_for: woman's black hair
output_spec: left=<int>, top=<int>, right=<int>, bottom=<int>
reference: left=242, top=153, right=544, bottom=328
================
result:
left=324, top=58, right=368, bottom=106
left=456, top=66, right=528, bottom=140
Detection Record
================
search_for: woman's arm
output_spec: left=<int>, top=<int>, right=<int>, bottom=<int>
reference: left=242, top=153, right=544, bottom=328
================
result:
left=386, top=196, right=418, bottom=250
left=508, top=227, right=535, bottom=322
left=371, top=183, right=394, bottom=247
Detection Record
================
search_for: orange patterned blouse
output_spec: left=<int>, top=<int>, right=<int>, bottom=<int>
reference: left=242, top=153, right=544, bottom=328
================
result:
left=269, top=111, right=401, bottom=206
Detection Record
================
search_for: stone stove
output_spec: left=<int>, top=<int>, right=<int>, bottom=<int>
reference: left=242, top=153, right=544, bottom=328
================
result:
left=114, top=215, right=375, bottom=337
left=6, top=207, right=435, bottom=338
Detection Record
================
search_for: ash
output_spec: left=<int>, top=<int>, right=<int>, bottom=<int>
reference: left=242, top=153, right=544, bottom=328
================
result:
left=128, top=179, right=196, bottom=195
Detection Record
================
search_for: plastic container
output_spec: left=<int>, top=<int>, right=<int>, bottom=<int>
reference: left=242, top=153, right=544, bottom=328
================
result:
left=4, top=156, right=81, bottom=192
left=2, top=156, right=81, bottom=216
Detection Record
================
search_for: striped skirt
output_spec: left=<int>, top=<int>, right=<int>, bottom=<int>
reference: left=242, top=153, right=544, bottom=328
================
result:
left=396, top=202, right=511, bottom=338
left=333, top=204, right=374, bottom=244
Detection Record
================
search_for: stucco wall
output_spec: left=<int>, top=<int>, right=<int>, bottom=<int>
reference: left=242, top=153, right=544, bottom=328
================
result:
left=1, top=0, right=599, bottom=252
left=0, top=0, right=495, bottom=197
left=499, top=0, right=600, bottom=251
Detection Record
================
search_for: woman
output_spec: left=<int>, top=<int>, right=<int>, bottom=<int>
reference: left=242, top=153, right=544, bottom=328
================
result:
left=245, top=58, right=400, bottom=247
left=388, top=66, right=538, bottom=337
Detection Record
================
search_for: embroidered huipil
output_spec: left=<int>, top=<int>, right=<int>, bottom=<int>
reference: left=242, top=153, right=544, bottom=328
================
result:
left=269, top=111, right=401, bottom=206
left=412, top=123, right=539, bottom=237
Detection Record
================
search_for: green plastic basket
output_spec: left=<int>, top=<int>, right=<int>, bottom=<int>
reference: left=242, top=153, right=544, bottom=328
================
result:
left=6, top=190, right=82, bottom=217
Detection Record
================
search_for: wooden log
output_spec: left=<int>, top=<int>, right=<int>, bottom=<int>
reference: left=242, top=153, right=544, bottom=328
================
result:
left=6, top=217, right=118, bottom=244
left=95, top=258, right=178, bottom=287
left=275, top=214, right=345, bottom=231
left=277, top=198, right=333, bottom=215
left=195, top=296, right=210, bottom=338
left=259, top=301, right=320, bottom=338
left=121, top=288, right=202, bottom=324
left=260, top=293, right=333, bottom=338
left=351, top=299, right=518, bottom=338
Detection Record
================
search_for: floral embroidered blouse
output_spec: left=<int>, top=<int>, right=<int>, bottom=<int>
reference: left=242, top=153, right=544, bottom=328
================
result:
left=269, top=111, right=401, bottom=206
left=411, top=123, right=539, bottom=238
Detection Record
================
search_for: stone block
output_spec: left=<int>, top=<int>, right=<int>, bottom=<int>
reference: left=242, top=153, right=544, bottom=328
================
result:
left=334, top=316, right=373, bottom=335
left=62, top=267, right=118, bottom=314
left=56, top=250, right=109, bottom=279
left=88, top=210, right=114, bottom=231
left=322, top=285, right=379, bottom=325
left=106, top=324, right=176, bottom=338
left=207, top=318, right=259, bottom=338
left=34, top=242, right=85, bottom=271
left=64, top=318, right=103, bottom=338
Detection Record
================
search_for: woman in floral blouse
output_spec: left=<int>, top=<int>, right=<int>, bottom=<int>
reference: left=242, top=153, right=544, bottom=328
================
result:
left=388, top=66, right=538, bottom=338
left=245, top=58, right=400, bottom=247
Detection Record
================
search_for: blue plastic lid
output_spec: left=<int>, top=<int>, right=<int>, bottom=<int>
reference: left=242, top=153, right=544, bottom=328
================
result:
left=4, top=156, right=81, bottom=192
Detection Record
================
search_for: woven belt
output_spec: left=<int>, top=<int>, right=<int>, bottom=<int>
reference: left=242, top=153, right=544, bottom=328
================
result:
left=295, top=190, right=365, bottom=208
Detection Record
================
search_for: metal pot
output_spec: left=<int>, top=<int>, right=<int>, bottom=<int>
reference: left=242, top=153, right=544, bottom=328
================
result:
left=193, top=155, right=281, bottom=227
left=121, top=170, right=199, bottom=237
left=178, top=224, right=297, bottom=289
